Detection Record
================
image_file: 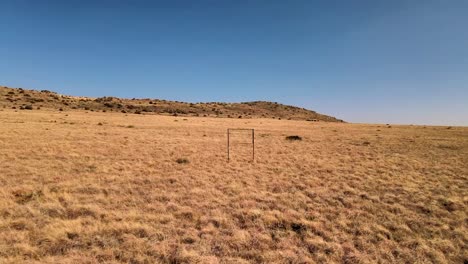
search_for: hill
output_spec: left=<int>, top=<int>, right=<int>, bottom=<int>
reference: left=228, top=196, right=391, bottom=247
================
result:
left=0, top=85, right=343, bottom=122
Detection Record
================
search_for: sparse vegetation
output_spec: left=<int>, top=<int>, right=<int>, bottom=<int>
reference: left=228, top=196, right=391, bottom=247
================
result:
left=21, top=105, right=33, bottom=110
left=0, top=86, right=344, bottom=122
left=176, top=158, right=189, bottom=164
left=0, top=89, right=466, bottom=263
left=286, top=135, right=302, bottom=141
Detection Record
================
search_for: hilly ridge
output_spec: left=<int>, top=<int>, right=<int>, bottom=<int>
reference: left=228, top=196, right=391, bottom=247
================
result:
left=0, top=85, right=343, bottom=122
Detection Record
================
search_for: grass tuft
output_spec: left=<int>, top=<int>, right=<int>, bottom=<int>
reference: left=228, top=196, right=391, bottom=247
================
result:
left=176, top=158, right=189, bottom=164
left=286, top=135, right=302, bottom=141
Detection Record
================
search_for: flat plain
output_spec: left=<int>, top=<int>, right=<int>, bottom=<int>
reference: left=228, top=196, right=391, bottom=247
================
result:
left=0, top=109, right=467, bottom=263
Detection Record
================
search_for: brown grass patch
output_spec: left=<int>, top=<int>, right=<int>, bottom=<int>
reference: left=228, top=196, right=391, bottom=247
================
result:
left=0, top=110, right=466, bottom=263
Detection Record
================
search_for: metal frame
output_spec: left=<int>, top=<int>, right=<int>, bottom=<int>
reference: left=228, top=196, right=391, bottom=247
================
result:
left=227, top=128, right=254, bottom=162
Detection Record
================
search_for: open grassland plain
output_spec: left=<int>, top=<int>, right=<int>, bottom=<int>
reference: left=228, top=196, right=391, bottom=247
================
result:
left=0, top=109, right=467, bottom=264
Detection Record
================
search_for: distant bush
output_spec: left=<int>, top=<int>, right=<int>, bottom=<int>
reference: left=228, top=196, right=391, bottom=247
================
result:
left=19, top=105, right=32, bottom=110
left=95, top=96, right=115, bottom=103
left=437, top=144, right=460, bottom=150
left=286, top=135, right=302, bottom=141
left=176, top=158, right=189, bottom=164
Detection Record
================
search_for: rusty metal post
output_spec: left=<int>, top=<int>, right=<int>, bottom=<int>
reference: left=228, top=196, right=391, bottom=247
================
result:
left=252, top=129, right=255, bottom=161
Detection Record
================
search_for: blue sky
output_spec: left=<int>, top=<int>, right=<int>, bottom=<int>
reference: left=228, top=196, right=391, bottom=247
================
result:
left=1, top=0, right=467, bottom=125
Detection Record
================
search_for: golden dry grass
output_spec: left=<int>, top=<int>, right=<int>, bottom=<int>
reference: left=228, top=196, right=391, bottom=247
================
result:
left=0, top=109, right=467, bottom=263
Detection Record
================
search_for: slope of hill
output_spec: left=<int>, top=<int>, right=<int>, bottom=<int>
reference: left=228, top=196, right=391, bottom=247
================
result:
left=0, top=85, right=343, bottom=122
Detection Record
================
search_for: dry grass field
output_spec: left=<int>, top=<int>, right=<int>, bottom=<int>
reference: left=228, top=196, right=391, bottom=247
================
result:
left=0, top=109, right=467, bottom=263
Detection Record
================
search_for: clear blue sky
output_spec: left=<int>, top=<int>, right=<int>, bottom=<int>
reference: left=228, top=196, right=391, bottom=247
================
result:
left=1, top=1, right=467, bottom=125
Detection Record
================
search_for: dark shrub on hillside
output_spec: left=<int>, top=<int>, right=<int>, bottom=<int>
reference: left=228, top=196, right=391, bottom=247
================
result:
left=95, top=96, right=115, bottom=103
